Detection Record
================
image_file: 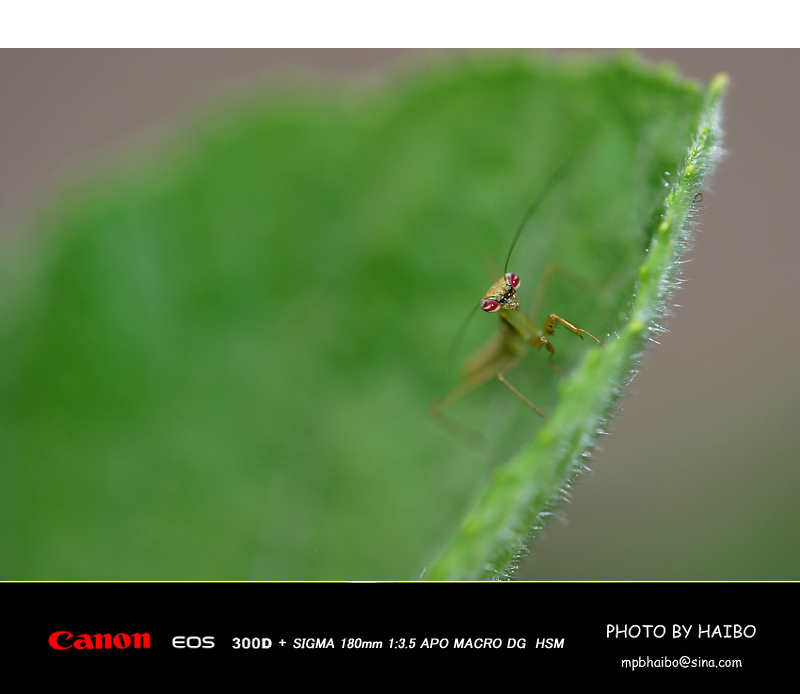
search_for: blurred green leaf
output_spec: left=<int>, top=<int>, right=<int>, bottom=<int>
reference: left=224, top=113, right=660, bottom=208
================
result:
left=0, top=53, right=725, bottom=580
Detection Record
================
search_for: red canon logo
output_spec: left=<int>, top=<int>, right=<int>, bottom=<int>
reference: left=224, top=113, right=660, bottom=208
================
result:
left=49, top=631, right=151, bottom=650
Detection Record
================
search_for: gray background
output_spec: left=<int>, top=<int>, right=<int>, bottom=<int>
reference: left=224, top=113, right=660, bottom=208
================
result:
left=2, top=49, right=797, bottom=579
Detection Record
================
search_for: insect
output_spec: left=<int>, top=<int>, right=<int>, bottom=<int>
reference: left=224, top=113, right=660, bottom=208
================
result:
left=430, top=159, right=603, bottom=438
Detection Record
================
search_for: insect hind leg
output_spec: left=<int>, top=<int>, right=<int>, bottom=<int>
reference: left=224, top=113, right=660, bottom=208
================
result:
left=428, top=350, right=518, bottom=448
left=496, top=355, right=549, bottom=420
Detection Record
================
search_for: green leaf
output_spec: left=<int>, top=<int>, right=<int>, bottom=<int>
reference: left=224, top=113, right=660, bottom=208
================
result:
left=0, top=54, right=726, bottom=580
left=426, top=70, right=727, bottom=580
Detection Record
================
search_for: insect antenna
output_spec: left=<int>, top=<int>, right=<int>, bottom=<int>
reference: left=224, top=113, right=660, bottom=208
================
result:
left=503, top=156, right=579, bottom=273
left=442, top=155, right=580, bottom=374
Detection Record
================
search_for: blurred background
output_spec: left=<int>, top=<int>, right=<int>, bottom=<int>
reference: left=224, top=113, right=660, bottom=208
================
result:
left=1, top=49, right=797, bottom=580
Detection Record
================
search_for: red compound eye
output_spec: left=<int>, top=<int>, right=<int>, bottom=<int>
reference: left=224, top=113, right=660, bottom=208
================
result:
left=505, top=272, right=520, bottom=289
left=481, top=299, right=501, bottom=313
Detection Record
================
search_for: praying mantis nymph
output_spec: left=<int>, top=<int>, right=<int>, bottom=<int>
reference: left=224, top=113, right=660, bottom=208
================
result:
left=430, top=159, right=603, bottom=436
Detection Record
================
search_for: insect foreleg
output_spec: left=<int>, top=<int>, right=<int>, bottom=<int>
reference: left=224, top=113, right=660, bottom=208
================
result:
left=541, top=314, right=603, bottom=345
left=524, top=315, right=602, bottom=373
